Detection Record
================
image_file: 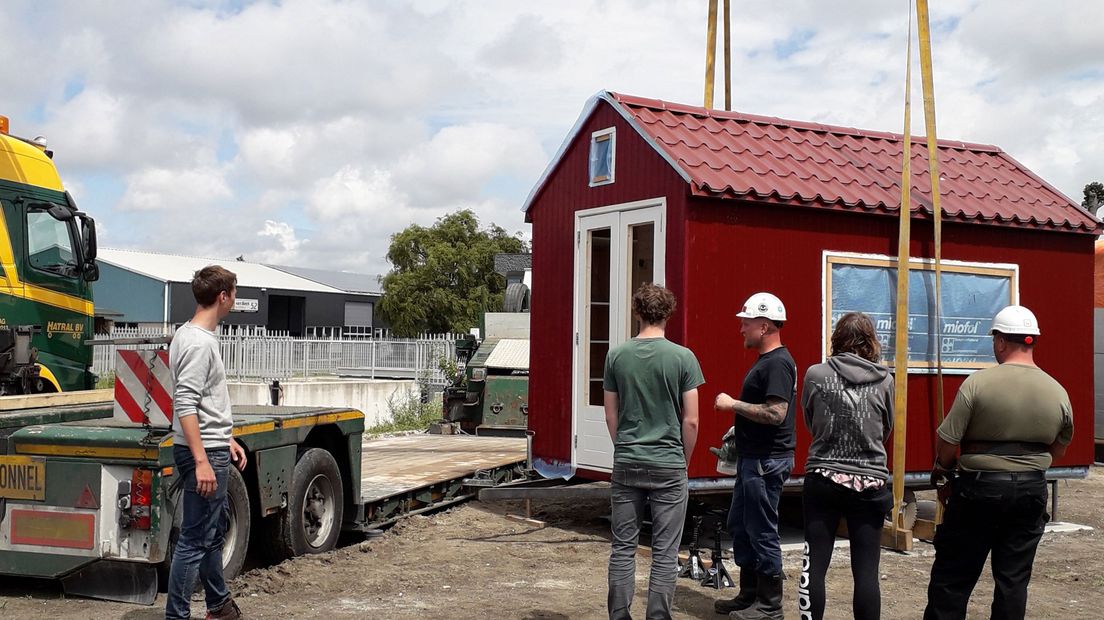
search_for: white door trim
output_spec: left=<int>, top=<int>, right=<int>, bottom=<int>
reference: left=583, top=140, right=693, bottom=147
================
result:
left=571, top=200, right=667, bottom=473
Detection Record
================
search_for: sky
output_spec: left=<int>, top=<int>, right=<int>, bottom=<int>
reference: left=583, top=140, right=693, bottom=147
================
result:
left=3, top=0, right=1102, bottom=276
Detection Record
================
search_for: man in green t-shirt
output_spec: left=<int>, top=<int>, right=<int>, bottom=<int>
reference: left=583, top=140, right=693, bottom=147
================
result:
left=924, top=305, right=1073, bottom=620
left=603, top=284, right=705, bottom=620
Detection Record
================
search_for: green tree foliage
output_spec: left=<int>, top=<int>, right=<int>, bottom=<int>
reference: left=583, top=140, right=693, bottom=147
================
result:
left=1083, top=181, right=1104, bottom=212
left=379, top=210, right=528, bottom=336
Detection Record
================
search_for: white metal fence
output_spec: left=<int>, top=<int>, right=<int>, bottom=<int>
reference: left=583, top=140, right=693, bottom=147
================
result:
left=92, top=326, right=459, bottom=386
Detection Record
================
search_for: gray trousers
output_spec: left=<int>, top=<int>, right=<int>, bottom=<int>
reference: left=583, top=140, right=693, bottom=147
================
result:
left=608, top=464, right=689, bottom=620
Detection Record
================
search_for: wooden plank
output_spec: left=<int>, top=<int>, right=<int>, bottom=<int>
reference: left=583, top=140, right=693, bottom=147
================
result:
left=360, top=434, right=525, bottom=503
left=881, top=523, right=914, bottom=552
left=0, top=389, right=113, bottom=411
left=913, top=518, right=938, bottom=542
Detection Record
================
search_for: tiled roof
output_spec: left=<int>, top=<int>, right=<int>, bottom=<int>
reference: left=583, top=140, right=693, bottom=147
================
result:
left=610, top=92, right=1098, bottom=233
left=522, top=91, right=1098, bottom=234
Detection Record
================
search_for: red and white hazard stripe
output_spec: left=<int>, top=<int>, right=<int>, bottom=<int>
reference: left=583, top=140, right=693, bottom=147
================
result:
left=112, top=350, right=173, bottom=427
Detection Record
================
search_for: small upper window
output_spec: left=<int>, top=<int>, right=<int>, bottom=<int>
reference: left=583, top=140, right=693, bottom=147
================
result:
left=589, top=127, right=615, bottom=186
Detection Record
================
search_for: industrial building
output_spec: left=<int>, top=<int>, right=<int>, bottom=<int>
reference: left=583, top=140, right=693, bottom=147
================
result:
left=95, top=248, right=386, bottom=337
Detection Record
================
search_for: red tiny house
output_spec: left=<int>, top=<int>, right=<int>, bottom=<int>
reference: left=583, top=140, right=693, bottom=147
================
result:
left=525, top=91, right=1097, bottom=485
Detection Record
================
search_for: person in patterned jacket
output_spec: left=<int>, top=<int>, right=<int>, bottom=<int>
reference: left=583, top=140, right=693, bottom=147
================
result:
left=798, top=312, right=894, bottom=620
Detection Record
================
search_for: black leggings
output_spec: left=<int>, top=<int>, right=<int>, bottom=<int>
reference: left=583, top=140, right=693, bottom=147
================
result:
left=799, top=472, right=892, bottom=620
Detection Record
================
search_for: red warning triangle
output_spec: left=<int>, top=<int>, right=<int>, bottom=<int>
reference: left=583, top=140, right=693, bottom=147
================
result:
left=76, top=484, right=99, bottom=509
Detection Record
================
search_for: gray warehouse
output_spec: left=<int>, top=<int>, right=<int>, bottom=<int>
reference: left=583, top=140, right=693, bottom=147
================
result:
left=96, top=248, right=385, bottom=337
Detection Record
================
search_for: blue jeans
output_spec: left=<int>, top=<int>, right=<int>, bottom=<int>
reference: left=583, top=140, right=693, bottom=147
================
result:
left=728, top=455, right=793, bottom=576
left=608, top=464, right=689, bottom=620
left=166, top=445, right=232, bottom=620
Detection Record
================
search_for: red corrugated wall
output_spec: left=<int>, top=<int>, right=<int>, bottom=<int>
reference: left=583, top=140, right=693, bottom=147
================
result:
left=528, top=103, right=690, bottom=470
left=684, top=199, right=1095, bottom=479
left=529, top=99, right=1095, bottom=480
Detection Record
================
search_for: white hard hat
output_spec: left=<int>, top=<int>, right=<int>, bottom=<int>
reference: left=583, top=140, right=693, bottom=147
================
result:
left=736, top=292, right=787, bottom=322
left=990, top=305, right=1040, bottom=336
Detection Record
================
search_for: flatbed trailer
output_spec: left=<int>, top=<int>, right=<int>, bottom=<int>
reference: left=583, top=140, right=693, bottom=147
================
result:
left=0, top=398, right=526, bottom=604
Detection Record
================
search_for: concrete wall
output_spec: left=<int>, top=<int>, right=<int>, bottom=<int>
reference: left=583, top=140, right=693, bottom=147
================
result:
left=227, top=378, right=418, bottom=428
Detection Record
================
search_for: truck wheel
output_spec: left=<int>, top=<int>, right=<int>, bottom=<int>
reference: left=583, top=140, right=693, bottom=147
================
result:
left=268, top=448, right=344, bottom=561
left=156, top=464, right=251, bottom=590
left=221, top=464, right=251, bottom=580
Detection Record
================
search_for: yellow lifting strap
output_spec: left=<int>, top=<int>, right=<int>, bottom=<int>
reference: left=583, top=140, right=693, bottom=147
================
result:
left=703, top=0, right=733, bottom=110
left=916, top=0, right=946, bottom=424
left=892, top=0, right=946, bottom=534
left=891, top=0, right=914, bottom=533
left=704, top=0, right=719, bottom=108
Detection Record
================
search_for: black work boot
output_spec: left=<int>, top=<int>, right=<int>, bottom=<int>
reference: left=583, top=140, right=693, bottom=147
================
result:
left=730, top=573, right=784, bottom=620
left=714, top=567, right=757, bottom=614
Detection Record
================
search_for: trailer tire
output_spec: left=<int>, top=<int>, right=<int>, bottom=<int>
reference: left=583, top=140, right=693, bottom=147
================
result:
left=222, top=465, right=251, bottom=580
left=267, top=448, right=344, bottom=561
left=156, top=464, right=251, bottom=591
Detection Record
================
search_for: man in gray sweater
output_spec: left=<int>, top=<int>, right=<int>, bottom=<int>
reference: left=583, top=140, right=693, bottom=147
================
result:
left=165, top=265, right=247, bottom=620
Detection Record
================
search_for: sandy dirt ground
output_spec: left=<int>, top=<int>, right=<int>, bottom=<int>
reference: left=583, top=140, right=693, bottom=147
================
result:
left=1, top=465, right=1102, bottom=619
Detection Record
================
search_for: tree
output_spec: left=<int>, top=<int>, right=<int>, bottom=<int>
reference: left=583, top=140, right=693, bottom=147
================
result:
left=379, top=210, right=528, bottom=336
left=1083, top=181, right=1104, bottom=213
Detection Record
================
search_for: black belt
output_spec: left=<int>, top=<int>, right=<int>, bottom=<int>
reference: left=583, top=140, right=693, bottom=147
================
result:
left=957, top=470, right=1045, bottom=482
left=960, top=440, right=1049, bottom=457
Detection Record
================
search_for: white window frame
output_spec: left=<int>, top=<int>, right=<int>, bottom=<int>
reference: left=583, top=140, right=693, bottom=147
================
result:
left=588, top=127, right=616, bottom=187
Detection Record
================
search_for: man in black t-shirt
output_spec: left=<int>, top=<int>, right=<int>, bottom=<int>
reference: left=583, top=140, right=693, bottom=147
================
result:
left=713, top=292, right=797, bottom=620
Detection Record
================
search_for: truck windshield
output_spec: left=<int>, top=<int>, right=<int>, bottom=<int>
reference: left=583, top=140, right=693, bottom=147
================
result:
left=26, top=208, right=79, bottom=277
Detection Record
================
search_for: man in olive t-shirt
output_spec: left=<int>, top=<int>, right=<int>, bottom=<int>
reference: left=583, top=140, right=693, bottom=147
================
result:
left=925, top=305, right=1073, bottom=620
left=603, top=284, right=705, bottom=620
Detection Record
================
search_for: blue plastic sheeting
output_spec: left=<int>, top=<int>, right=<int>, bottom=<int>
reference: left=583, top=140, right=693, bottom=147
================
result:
left=534, top=457, right=575, bottom=480
left=830, top=263, right=1012, bottom=367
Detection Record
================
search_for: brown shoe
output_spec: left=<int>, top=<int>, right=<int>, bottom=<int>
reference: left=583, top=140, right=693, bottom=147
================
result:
left=206, top=598, right=243, bottom=620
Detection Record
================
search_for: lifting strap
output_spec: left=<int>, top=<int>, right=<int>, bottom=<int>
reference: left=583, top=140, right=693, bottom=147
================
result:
left=893, top=0, right=947, bottom=533
left=704, top=0, right=719, bottom=108
left=890, top=0, right=914, bottom=533
left=916, top=0, right=946, bottom=426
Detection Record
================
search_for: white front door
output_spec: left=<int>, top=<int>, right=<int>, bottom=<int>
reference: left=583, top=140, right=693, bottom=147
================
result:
left=572, top=202, right=666, bottom=472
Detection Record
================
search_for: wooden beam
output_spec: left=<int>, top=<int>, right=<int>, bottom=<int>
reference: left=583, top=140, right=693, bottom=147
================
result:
left=913, top=518, right=938, bottom=542
left=881, top=522, right=914, bottom=552
left=0, top=389, right=113, bottom=412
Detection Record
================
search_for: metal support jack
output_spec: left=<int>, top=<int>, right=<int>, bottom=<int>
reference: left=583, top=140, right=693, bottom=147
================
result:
left=678, top=514, right=706, bottom=580
left=701, top=514, right=734, bottom=589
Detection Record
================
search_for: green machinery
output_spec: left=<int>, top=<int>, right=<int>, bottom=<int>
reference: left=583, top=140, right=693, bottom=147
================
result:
left=444, top=271, right=531, bottom=436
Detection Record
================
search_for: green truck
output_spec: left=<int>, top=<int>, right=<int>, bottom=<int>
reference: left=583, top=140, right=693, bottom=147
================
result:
left=0, top=116, right=527, bottom=604
left=0, top=115, right=99, bottom=395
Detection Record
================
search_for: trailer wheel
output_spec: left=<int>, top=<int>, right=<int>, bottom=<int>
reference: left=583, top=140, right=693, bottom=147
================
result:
left=268, top=448, right=344, bottom=561
left=157, top=464, right=251, bottom=590
left=221, top=464, right=251, bottom=580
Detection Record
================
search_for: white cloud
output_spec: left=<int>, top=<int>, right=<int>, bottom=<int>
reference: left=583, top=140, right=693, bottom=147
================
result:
left=119, top=165, right=232, bottom=212
left=395, top=122, right=546, bottom=207
left=3, top=0, right=1100, bottom=275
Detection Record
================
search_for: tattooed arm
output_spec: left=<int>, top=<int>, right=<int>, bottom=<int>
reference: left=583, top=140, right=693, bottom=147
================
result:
left=714, top=393, right=788, bottom=426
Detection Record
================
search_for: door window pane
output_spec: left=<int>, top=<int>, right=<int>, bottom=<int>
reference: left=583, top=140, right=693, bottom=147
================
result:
left=587, top=228, right=611, bottom=406
left=626, top=223, right=655, bottom=338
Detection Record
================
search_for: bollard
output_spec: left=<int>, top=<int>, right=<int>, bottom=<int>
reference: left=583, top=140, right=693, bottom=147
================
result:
left=269, top=379, right=281, bottom=406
